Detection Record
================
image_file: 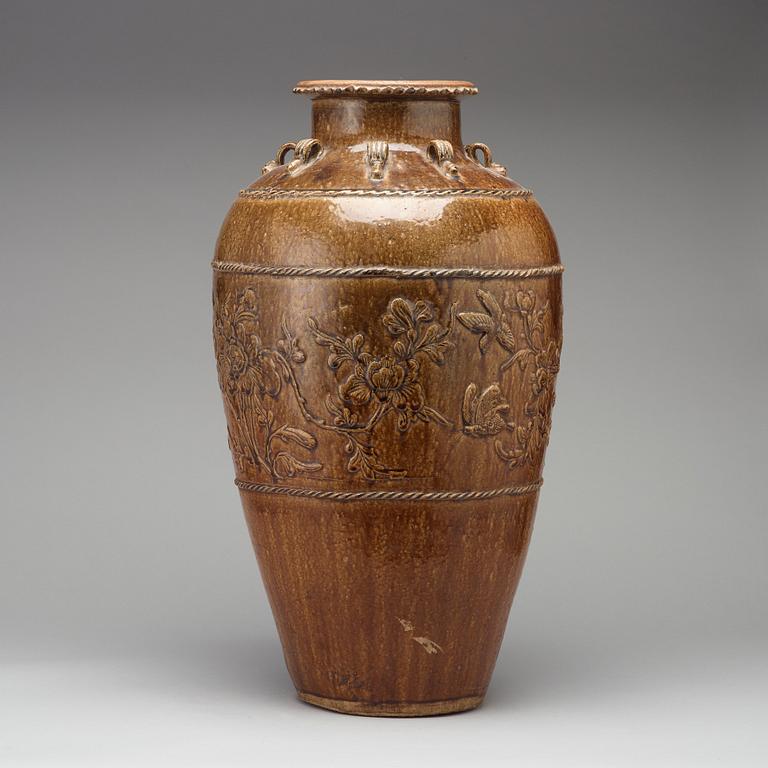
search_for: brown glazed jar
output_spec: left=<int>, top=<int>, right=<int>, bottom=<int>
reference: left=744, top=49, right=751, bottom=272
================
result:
left=212, top=80, right=562, bottom=716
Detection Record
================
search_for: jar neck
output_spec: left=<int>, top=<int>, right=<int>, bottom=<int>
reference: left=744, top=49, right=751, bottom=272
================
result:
left=310, top=97, right=463, bottom=148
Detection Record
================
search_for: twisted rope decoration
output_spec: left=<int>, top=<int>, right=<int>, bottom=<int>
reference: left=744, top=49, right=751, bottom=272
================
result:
left=211, top=261, right=563, bottom=281
left=293, top=85, right=479, bottom=96
left=234, top=479, right=543, bottom=502
left=238, top=187, right=533, bottom=200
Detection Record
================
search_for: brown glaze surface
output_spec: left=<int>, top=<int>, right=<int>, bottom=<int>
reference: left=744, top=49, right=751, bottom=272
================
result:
left=213, top=80, right=562, bottom=716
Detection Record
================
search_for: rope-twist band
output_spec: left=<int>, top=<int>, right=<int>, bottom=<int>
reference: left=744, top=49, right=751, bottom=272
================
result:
left=293, top=84, right=479, bottom=97
left=238, top=187, right=533, bottom=200
left=234, top=479, right=543, bottom=502
left=212, top=261, right=563, bottom=281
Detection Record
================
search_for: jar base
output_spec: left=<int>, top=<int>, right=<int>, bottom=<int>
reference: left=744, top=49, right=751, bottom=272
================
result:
left=297, top=691, right=483, bottom=717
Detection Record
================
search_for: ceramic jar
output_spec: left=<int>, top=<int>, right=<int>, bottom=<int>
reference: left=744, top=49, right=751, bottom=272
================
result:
left=213, top=80, right=562, bottom=716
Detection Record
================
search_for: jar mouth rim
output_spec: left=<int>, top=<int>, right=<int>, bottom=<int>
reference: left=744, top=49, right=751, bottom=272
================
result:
left=293, top=80, right=478, bottom=96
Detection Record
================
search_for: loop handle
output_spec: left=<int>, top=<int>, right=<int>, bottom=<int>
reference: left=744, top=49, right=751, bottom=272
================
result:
left=261, top=139, right=322, bottom=175
left=464, top=142, right=507, bottom=176
left=427, top=139, right=459, bottom=179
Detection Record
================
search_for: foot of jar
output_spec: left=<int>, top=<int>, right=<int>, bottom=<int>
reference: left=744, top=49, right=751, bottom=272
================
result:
left=297, top=691, right=483, bottom=717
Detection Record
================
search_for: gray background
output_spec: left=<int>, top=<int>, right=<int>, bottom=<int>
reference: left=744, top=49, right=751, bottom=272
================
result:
left=1, top=1, right=766, bottom=765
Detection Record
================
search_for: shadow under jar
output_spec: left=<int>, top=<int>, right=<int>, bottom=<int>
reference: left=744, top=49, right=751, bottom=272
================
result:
left=212, top=80, right=563, bottom=716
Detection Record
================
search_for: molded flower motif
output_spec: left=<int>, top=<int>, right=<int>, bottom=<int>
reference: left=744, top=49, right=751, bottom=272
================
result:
left=458, top=287, right=560, bottom=470
left=214, top=289, right=322, bottom=480
left=340, top=355, right=428, bottom=430
left=514, top=289, right=536, bottom=313
left=215, top=292, right=281, bottom=397
left=532, top=340, right=560, bottom=396
left=306, top=295, right=454, bottom=476
left=382, top=298, right=434, bottom=337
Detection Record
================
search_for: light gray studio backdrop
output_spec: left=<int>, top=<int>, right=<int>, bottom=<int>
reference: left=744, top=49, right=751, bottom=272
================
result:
left=1, top=1, right=766, bottom=765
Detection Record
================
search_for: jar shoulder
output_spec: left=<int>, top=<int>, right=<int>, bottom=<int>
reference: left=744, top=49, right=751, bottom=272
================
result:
left=215, top=196, right=559, bottom=270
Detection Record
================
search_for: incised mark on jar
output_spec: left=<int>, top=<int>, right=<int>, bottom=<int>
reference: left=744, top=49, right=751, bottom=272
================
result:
left=328, top=670, right=368, bottom=692
left=397, top=617, right=444, bottom=655
left=413, top=636, right=444, bottom=655
left=458, top=289, right=560, bottom=469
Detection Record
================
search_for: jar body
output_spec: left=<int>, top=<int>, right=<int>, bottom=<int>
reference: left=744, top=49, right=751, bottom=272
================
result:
left=213, top=82, right=562, bottom=716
